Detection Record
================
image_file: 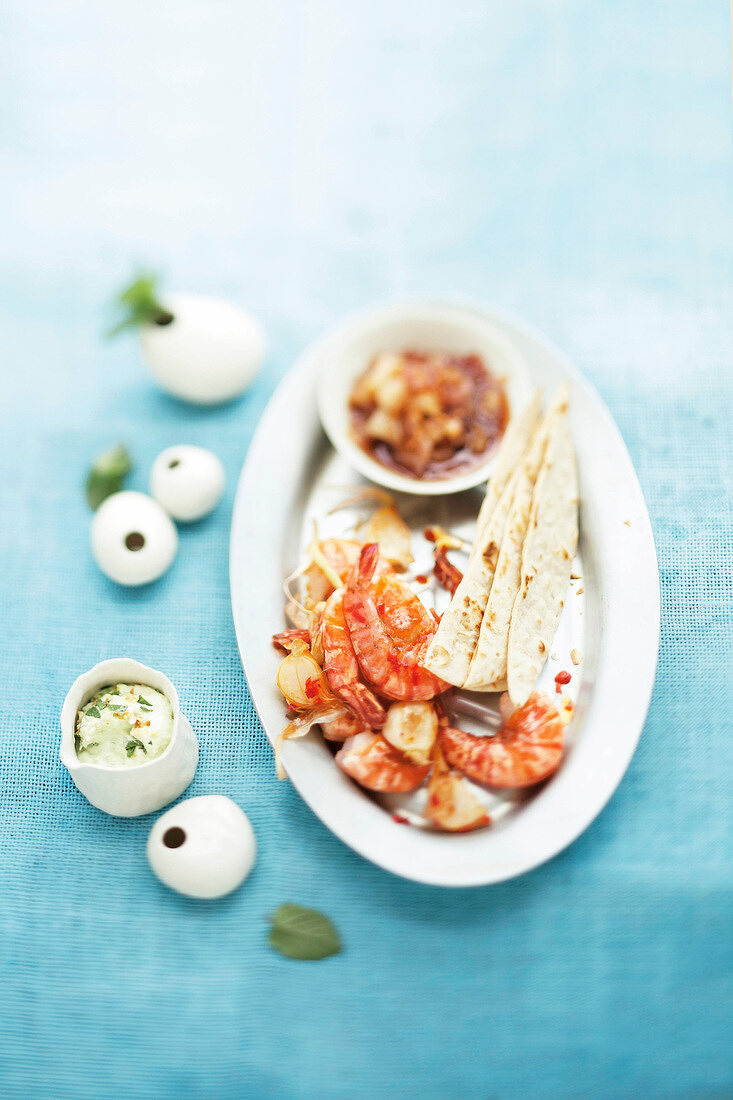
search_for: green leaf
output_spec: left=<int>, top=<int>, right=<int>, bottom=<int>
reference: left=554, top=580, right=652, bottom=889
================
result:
left=268, top=904, right=341, bottom=961
left=125, top=737, right=147, bottom=757
left=137, top=696, right=152, bottom=709
left=86, top=444, right=132, bottom=510
left=107, top=273, right=174, bottom=337
left=85, top=706, right=101, bottom=718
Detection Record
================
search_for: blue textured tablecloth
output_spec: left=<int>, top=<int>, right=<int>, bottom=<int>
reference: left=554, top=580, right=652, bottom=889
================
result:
left=1, top=3, right=731, bottom=1098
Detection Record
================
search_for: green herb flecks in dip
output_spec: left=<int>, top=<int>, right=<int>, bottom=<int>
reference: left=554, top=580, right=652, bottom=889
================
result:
left=75, top=683, right=173, bottom=767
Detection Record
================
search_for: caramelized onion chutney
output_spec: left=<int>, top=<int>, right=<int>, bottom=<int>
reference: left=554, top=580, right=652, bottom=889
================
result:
left=348, top=350, right=509, bottom=480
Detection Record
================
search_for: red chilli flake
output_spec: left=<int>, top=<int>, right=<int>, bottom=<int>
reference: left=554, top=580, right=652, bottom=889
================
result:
left=554, top=670, right=572, bottom=693
left=392, top=813, right=410, bottom=825
left=415, top=574, right=428, bottom=584
left=304, top=676, right=320, bottom=699
left=424, top=527, right=436, bottom=542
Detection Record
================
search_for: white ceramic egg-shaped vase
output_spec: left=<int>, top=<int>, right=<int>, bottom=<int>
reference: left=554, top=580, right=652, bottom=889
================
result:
left=139, top=293, right=266, bottom=405
left=60, top=658, right=199, bottom=817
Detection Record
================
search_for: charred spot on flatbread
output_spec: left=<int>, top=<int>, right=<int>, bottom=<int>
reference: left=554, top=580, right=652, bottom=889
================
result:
left=483, top=542, right=499, bottom=569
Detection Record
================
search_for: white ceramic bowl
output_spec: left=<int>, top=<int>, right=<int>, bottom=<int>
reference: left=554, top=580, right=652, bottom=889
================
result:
left=60, top=658, right=199, bottom=817
left=315, top=302, right=531, bottom=495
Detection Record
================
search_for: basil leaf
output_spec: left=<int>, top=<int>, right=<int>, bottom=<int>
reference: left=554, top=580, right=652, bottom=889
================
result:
left=85, top=706, right=101, bottom=718
left=137, top=696, right=151, bottom=707
left=125, top=737, right=147, bottom=757
left=268, top=904, right=341, bottom=961
left=86, top=444, right=132, bottom=510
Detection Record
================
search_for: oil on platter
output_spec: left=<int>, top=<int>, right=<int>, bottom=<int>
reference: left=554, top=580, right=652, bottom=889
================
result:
left=230, top=303, right=660, bottom=886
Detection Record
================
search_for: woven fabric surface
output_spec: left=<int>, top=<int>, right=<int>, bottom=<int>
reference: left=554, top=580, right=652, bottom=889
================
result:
left=1, top=2, right=731, bottom=1098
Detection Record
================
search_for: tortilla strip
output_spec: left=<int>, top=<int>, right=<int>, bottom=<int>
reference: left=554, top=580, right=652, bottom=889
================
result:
left=472, top=390, right=542, bottom=559
left=464, top=386, right=570, bottom=690
left=420, top=394, right=541, bottom=687
left=506, top=387, right=578, bottom=706
left=422, top=474, right=517, bottom=686
left=420, top=393, right=543, bottom=687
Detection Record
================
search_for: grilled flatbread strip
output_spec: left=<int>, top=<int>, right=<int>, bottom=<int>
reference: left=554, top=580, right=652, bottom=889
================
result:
left=421, top=393, right=541, bottom=687
left=464, top=386, right=569, bottom=690
left=422, top=474, right=517, bottom=686
left=507, top=386, right=578, bottom=705
left=472, top=391, right=542, bottom=558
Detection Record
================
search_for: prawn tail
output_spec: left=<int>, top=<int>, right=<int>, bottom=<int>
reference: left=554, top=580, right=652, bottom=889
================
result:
left=340, top=682, right=387, bottom=729
left=356, top=542, right=380, bottom=586
left=272, top=628, right=311, bottom=651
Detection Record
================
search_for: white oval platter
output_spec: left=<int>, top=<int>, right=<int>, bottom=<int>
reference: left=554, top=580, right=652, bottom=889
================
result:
left=230, top=303, right=660, bottom=887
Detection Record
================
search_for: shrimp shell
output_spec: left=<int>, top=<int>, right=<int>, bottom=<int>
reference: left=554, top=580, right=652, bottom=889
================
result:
left=272, top=629, right=311, bottom=651
left=335, top=732, right=430, bottom=793
left=321, top=589, right=387, bottom=728
left=321, top=711, right=368, bottom=742
left=439, top=692, right=564, bottom=788
left=343, top=543, right=448, bottom=702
